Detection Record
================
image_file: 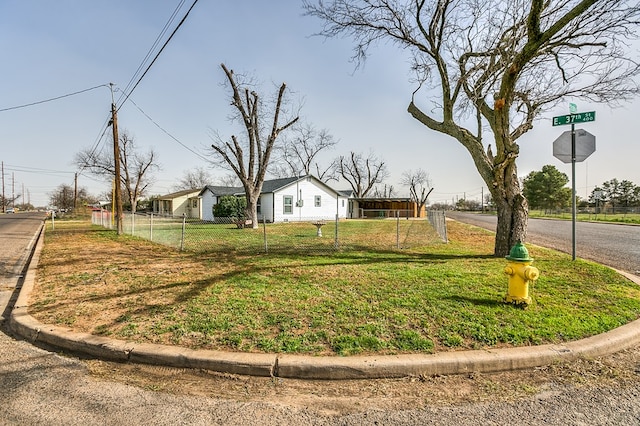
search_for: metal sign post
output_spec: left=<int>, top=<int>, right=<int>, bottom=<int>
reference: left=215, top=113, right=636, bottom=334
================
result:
left=552, top=110, right=597, bottom=261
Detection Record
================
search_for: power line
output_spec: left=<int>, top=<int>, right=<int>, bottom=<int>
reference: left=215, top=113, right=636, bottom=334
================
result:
left=3, top=164, right=76, bottom=175
left=117, top=0, right=200, bottom=110
left=127, top=96, right=212, bottom=163
left=0, top=84, right=109, bottom=113
left=117, top=0, right=186, bottom=106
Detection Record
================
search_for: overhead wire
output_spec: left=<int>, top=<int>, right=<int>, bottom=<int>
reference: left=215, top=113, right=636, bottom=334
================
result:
left=3, top=0, right=202, bottom=203
left=79, top=0, right=197, bottom=180
left=116, top=0, right=186, bottom=106
left=117, top=0, right=200, bottom=110
left=127, top=97, right=212, bottom=163
left=0, top=84, right=109, bottom=112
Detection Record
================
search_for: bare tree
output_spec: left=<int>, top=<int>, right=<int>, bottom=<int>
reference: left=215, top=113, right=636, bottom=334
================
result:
left=173, top=166, right=214, bottom=191
left=49, top=184, right=95, bottom=211
left=275, top=123, right=338, bottom=182
left=76, top=130, right=159, bottom=213
left=1, top=194, right=20, bottom=211
left=48, top=184, right=74, bottom=211
left=336, top=151, right=388, bottom=198
left=304, top=0, right=640, bottom=255
left=210, top=64, right=299, bottom=228
left=217, top=173, right=241, bottom=187
left=372, top=184, right=395, bottom=198
left=401, top=169, right=434, bottom=214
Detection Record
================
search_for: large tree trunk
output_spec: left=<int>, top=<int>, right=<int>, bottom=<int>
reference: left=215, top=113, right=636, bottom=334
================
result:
left=493, top=192, right=528, bottom=257
left=246, top=189, right=260, bottom=229
left=490, top=160, right=528, bottom=257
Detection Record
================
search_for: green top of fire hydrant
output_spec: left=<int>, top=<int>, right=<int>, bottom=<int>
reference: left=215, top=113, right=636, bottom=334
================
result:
left=505, top=241, right=533, bottom=262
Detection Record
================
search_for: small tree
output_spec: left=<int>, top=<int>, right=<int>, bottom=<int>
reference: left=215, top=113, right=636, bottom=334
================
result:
left=210, top=64, right=299, bottom=228
left=273, top=123, right=338, bottom=182
left=372, top=184, right=395, bottom=198
left=401, top=169, right=434, bottom=214
left=76, top=130, right=158, bottom=212
left=48, top=184, right=94, bottom=211
left=213, top=195, right=247, bottom=227
left=522, top=165, right=571, bottom=212
left=173, top=166, right=214, bottom=191
left=335, top=151, right=388, bottom=198
left=594, top=178, right=640, bottom=213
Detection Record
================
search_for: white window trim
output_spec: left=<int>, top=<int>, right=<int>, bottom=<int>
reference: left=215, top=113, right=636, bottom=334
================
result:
left=283, top=195, right=293, bottom=214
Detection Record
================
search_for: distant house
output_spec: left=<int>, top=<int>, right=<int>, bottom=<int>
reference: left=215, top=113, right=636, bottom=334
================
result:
left=152, top=189, right=201, bottom=218
left=199, top=175, right=349, bottom=222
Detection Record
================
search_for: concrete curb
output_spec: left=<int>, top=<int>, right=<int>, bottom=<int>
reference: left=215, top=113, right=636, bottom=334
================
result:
left=9, top=225, right=640, bottom=380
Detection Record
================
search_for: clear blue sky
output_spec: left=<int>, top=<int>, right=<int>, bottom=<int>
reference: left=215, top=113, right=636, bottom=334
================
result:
left=1, top=1, right=639, bottom=208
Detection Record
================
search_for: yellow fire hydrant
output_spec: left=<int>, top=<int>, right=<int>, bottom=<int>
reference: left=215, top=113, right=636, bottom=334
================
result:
left=504, top=241, right=539, bottom=306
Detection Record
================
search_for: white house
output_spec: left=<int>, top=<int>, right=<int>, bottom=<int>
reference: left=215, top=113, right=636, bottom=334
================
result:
left=260, top=175, right=348, bottom=222
left=198, top=175, right=349, bottom=223
left=198, top=185, right=244, bottom=221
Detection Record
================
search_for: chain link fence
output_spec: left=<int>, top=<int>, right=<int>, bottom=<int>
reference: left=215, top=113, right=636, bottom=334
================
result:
left=427, top=210, right=448, bottom=242
left=92, top=210, right=448, bottom=254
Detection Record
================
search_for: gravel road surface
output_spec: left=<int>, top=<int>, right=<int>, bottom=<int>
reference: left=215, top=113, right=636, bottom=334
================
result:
left=2, top=213, right=640, bottom=425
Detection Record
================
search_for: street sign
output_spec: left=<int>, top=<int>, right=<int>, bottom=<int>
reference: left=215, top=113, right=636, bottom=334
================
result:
left=552, top=111, right=596, bottom=126
left=553, top=129, right=596, bottom=163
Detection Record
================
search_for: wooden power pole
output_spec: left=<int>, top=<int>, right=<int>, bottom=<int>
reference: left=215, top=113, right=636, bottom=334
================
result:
left=110, top=83, right=124, bottom=235
left=1, top=161, right=4, bottom=213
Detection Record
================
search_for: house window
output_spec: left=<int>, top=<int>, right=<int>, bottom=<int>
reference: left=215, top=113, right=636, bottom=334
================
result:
left=191, top=199, right=198, bottom=208
left=314, top=195, right=321, bottom=207
left=283, top=196, right=293, bottom=214
left=256, top=197, right=261, bottom=214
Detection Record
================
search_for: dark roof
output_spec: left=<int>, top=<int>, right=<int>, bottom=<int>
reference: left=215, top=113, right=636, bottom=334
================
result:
left=199, top=185, right=243, bottom=197
left=260, top=176, right=300, bottom=193
left=196, top=175, right=342, bottom=197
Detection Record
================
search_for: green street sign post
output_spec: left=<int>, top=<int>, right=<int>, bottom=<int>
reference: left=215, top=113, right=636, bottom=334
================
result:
left=552, top=111, right=596, bottom=126
left=551, top=110, right=596, bottom=261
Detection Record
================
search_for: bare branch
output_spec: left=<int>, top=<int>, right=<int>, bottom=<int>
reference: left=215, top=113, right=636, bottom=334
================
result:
left=210, top=64, right=300, bottom=227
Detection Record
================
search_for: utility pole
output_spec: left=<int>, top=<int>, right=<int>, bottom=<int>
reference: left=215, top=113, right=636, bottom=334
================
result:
left=1, top=161, right=4, bottom=213
left=11, top=172, right=15, bottom=208
left=110, top=83, right=124, bottom=235
left=73, top=172, right=78, bottom=211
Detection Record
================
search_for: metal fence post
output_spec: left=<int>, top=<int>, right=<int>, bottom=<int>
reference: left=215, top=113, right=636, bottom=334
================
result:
left=441, top=211, right=448, bottom=242
left=334, top=214, right=339, bottom=250
left=180, top=214, right=186, bottom=251
left=262, top=216, right=268, bottom=254
left=396, top=212, right=400, bottom=249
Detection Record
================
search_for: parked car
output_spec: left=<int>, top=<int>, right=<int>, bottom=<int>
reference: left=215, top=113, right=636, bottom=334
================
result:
left=6, top=208, right=15, bottom=214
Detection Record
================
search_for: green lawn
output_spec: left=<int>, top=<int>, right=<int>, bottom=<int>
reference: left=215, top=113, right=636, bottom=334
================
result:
left=123, top=217, right=443, bottom=253
left=34, top=218, right=640, bottom=356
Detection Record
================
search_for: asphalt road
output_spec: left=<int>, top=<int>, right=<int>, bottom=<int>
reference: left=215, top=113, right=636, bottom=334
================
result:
left=0, top=212, right=46, bottom=322
left=446, top=211, right=640, bottom=275
left=2, top=213, right=640, bottom=425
